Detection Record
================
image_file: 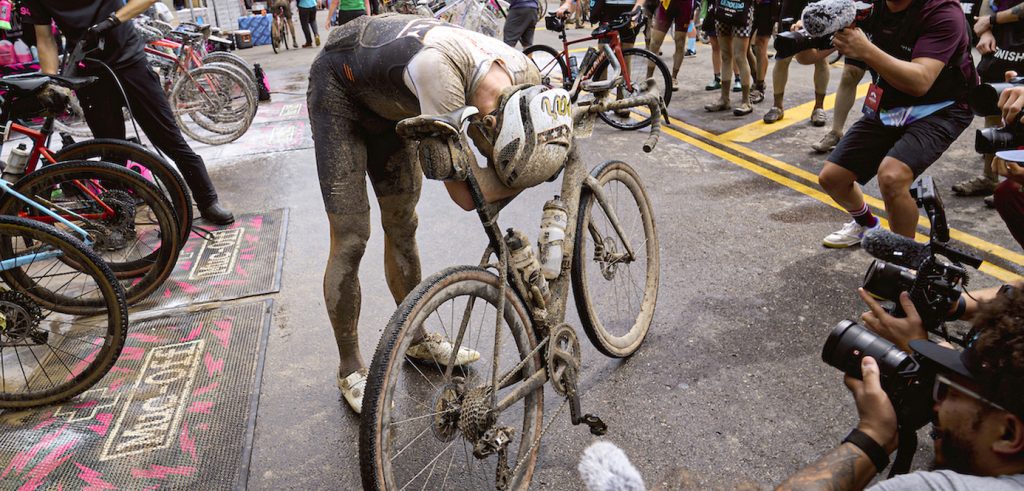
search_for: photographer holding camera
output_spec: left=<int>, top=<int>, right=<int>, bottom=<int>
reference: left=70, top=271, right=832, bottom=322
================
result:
left=987, top=70, right=1024, bottom=248
left=953, top=0, right=1024, bottom=199
left=795, top=0, right=978, bottom=248
left=778, top=285, right=1024, bottom=490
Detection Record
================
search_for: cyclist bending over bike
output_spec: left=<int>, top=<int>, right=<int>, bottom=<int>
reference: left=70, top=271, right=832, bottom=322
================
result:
left=308, top=14, right=572, bottom=414
left=272, top=0, right=301, bottom=49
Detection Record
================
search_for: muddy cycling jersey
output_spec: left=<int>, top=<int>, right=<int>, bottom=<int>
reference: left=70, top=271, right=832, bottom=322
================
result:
left=315, top=14, right=539, bottom=121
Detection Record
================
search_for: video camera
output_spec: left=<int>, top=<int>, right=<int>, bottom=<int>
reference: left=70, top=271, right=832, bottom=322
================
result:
left=969, top=76, right=1024, bottom=154
left=773, top=0, right=874, bottom=59
left=820, top=177, right=984, bottom=475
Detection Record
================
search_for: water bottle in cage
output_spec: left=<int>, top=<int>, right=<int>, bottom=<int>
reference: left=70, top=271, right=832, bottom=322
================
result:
left=568, top=55, right=579, bottom=81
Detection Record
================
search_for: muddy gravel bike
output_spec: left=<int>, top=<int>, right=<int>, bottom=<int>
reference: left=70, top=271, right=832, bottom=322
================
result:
left=359, top=81, right=665, bottom=490
left=524, top=11, right=672, bottom=131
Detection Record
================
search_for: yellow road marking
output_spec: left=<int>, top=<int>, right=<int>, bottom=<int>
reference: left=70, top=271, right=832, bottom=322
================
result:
left=718, top=83, right=871, bottom=143
left=629, top=111, right=1024, bottom=282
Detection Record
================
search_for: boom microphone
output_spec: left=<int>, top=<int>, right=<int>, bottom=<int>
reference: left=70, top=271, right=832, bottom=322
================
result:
left=801, top=0, right=857, bottom=37
left=861, top=227, right=932, bottom=269
left=578, top=441, right=646, bottom=491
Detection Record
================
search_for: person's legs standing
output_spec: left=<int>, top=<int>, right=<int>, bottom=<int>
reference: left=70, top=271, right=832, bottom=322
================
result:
left=76, top=70, right=129, bottom=140
left=299, top=6, right=315, bottom=46
left=706, top=25, right=734, bottom=111
left=731, top=30, right=753, bottom=114
left=102, top=60, right=232, bottom=223
left=809, top=57, right=830, bottom=126
left=814, top=62, right=865, bottom=153
left=503, top=7, right=538, bottom=48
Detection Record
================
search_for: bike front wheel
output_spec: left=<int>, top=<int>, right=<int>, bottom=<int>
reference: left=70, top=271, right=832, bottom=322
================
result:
left=594, top=48, right=672, bottom=131
left=361, top=266, right=544, bottom=491
left=572, top=160, right=659, bottom=358
left=522, top=44, right=569, bottom=90
left=0, top=215, right=128, bottom=408
left=170, top=65, right=256, bottom=145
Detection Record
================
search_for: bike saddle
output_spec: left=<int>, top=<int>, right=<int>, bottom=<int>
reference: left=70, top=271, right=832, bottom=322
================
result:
left=169, top=30, right=205, bottom=44
left=48, top=75, right=98, bottom=90
left=0, top=74, right=52, bottom=94
left=396, top=107, right=480, bottom=140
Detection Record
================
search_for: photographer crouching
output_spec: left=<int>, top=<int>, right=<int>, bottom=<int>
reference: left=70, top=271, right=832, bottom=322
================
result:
left=792, top=0, right=978, bottom=248
left=778, top=283, right=1024, bottom=490
left=975, top=70, right=1024, bottom=247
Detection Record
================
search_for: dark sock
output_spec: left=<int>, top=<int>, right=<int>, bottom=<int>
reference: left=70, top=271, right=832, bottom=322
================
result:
left=849, top=203, right=879, bottom=228
left=755, top=80, right=765, bottom=91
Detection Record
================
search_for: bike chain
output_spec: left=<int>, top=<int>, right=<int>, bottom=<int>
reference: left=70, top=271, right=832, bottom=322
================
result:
left=507, top=396, right=570, bottom=484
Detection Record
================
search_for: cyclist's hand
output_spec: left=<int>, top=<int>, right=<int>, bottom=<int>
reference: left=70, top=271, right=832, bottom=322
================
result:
left=84, top=14, right=121, bottom=45
left=37, top=83, right=71, bottom=115
left=554, top=2, right=571, bottom=18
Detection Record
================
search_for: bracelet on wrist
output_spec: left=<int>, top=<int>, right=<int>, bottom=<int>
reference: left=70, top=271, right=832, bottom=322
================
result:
left=843, top=428, right=890, bottom=474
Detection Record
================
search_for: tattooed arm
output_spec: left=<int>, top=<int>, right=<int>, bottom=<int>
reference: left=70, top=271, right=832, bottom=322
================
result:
left=776, top=443, right=878, bottom=491
left=776, top=356, right=899, bottom=491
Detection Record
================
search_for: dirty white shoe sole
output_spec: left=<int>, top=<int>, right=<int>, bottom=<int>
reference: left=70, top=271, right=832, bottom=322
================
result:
left=406, top=332, right=481, bottom=367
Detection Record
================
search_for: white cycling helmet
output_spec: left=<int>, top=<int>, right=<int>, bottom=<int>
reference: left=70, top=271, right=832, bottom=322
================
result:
left=492, top=85, right=573, bottom=189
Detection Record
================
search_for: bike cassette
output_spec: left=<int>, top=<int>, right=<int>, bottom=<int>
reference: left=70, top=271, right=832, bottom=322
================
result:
left=91, top=190, right=137, bottom=251
left=0, top=291, right=45, bottom=346
left=547, top=324, right=581, bottom=396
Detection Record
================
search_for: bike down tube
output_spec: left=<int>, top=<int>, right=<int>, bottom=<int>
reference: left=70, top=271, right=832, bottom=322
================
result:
left=0, top=180, right=92, bottom=242
left=0, top=248, right=65, bottom=270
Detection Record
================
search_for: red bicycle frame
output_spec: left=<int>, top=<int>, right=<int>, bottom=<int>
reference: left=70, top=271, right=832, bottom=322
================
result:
left=554, top=24, right=633, bottom=89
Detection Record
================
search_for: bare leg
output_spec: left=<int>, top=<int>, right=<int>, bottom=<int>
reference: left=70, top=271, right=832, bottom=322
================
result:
left=717, top=35, right=735, bottom=105
left=831, top=63, right=866, bottom=136
left=876, top=158, right=917, bottom=237
left=325, top=211, right=371, bottom=376
left=710, top=35, right=721, bottom=75
left=771, top=55, right=792, bottom=110
left=733, top=35, right=752, bottom=107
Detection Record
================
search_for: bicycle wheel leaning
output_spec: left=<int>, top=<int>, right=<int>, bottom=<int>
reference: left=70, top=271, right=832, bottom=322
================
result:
left=0, top=215, right=128, bottom=408
left=572, top=160, right=659, bottom=358
left=361, top=266, right=544, bottom=491
left=202, top=51, right=258, bottom=85
left=0, top=161, right=181, bottom=306
left=54, top=138, right=194, bottom=245
left=170, top=65, right=256, bottom=145
left=594, top=48, right=671, bottom=131
left=522, top=44, right=569, bottom=89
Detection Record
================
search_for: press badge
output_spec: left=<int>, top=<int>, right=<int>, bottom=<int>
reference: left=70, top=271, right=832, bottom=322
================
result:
left=862, top=83, right=883, bottom=119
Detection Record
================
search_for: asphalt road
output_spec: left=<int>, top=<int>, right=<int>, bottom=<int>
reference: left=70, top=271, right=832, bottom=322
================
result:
left=201, top=14, right=1018, bottom=490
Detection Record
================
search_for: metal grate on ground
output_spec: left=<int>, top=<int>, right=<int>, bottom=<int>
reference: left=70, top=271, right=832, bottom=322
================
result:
left=0, top=299, right=273, bottom=490
left=137, top=209, right=288, bottom=311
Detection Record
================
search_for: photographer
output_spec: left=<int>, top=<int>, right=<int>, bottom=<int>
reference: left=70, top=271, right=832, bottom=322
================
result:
left=797, top=0, right=977, bottom=248
left=952, top=0, right=1023, bottom=199
left=778, top=286, right=1024, bottom=490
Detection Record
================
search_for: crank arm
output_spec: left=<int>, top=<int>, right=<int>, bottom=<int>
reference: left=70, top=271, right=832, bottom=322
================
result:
left=564, top=366, right=608, bottom=436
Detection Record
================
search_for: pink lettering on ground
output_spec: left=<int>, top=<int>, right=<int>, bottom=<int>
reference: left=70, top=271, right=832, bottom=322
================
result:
left=129, top=464, right=196, bottom=479
left=203, top=352, right=224, bottom=377
left=73, top=463, right=116, bottom=491
left=32, top=418, right=56, bottom=431
left=174, top=281, right=200, bottom=295
left=245, top=234, right=258, bottom=244
left=187, top=401, right=214, bottom=414
left=178, top=260, right=193, bottom=271
left=19, top=439, right=77, bottom=491
left=162, top=288, right=171, bottom=298
left=249, top=215, right=263, bottom=230
left=119, top=346, right=146, bottom=361
left=240, top=254, right=255, bottom=261
left=208, top=280, right=246, bottom=286
left=235, top=264, right=249, bottom=277
left=107, top=378, right=126, bottom=392
left=212, top=319, right=232, bottom=349
left=86, top=413, right=113, bottom=437
left=180, top=323, right=203, bottom=343
left=192, top=381, right=220, bottom=397
left=127, top=333, right=163, bottom=343
left=2, top=426, right=66, bottom=478
left=73, top=401, right=98, bottom=410
left=179, top=423, right=197, bottom=461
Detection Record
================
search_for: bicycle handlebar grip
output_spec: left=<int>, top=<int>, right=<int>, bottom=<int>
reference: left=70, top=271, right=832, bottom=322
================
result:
left=643, top=101, right=661, bottom=153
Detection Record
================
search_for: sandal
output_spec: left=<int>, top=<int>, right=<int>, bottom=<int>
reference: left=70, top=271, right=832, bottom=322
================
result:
left=704, top=100, right=731, bottom=112
left=338, top=367, right=369, bottom=414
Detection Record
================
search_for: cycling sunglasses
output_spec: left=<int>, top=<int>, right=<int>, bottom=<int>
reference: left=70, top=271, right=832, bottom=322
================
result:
left=933, top=373, right=1008, bottom=413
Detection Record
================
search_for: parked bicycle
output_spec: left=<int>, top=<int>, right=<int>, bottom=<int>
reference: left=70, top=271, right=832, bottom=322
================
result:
left=523, top=11, right=672, bottom=130
left=359, top=81, right=664, bottom=490
left=272, top=4, right=298, bottom=53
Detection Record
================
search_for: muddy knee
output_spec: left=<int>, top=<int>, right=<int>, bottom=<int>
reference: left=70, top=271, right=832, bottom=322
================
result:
left=378, top=194, right=420, bottom=240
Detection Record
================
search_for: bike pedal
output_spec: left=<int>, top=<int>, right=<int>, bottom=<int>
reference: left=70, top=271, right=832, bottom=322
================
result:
left=582, top=414, right=607, bottom=436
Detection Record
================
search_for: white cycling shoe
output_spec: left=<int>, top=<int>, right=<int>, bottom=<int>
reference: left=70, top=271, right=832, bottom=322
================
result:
left=406, top=332, right=481, bottom=367
left=338, top=368, right=368, bottom=415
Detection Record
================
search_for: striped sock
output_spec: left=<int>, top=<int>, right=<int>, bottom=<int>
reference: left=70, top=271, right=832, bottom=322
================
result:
left=849, top=204, right=879, bottom=228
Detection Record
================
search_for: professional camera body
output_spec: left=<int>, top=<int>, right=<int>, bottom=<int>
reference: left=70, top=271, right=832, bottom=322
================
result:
left=773, top=0, right=874, bottom=59
left=820, top=177, right=985, bottom=474
left=970, top=76, right=1024, bottom=154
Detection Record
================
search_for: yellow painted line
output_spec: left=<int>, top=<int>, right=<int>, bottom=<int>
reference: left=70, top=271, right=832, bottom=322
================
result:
left=631, top=111, right=1024, bottom=282
left=718, top=83, right=871, bottom=143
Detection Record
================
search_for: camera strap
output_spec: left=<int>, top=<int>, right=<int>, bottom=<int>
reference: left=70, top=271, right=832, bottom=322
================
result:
left=888, top=425, right=917, bottom=477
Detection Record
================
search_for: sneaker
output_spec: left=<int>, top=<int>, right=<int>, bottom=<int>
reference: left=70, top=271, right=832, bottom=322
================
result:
left=952, top=176, right=998, bottom=197
left=822, top=220, right=878, bottom=248
left=685, top=48, right=697, bottom=57
left=733, top=102, right=753, bottom=116
left=302, top=42, right=313, bottom=48
left=732, top=78, right=742, bottom=92
left=337, top=368, right=369, bottom=414
left=812, top=131, right=842, bottom=154
left=406, top=332, right=481, bottom=366
left=750, top=88, right=764, bottom=104
left=671, top=77, right=679, bottom=92
left=315, top=34, right=321, bottom=46
left=704, top=100, right=731, bottom=112
left=811, top=108, right=827, bottom=127
left=763, top=107, right=784, bottom=124
left=705, top=78, right=722, bottom=91
left=985, top=195, right=996, bottom=208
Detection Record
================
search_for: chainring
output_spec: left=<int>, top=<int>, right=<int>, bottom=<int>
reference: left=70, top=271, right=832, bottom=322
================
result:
left=0, top=291, right=45, bottom=346
left=547, top=324, right=581, bottom=396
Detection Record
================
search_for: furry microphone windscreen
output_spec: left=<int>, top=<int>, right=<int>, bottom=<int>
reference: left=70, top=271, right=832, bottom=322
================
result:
left=801, top=0, right=857, bottom=37
left=578, top=441, right=647, bottom=491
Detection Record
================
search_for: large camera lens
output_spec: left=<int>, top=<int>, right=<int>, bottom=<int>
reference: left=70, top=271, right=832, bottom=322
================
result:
left=822, top=320, right=917, bottom=382
left=862, top=260, right=916, bottom=302
left=976, top=126, right=1024, bottom=155
left=773, top=30, right=809, bottom=60
left=970, top=79, right=1024, bottom=117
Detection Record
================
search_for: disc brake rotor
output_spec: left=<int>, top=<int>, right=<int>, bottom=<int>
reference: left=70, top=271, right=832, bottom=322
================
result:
left=0, top=291, right=45, bottom=346
left=431, top=380, right=464, bottom=443
left=89, top=189, right=137, bottom=251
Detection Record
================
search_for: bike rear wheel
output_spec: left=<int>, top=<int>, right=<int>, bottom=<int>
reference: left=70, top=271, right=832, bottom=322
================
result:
left=202, top=51, right=257, bottom=85
left=361, top=266, right=543, bottom=491
left=0, top=216, right=127, bottom=408
left=54, top=138, right=194, bottom=246
left=594, top=48, right=671, bottom=130
left=523, top=44, right=569, bottom=90
left=572, top=160, right=659, bottom=358
left=170, top=65, right=256, bottom=145
left=0, top=161, right=181, bottom=306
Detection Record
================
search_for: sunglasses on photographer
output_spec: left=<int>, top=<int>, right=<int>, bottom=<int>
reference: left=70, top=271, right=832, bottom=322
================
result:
left=933, top=373, right=1008, bottom=412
